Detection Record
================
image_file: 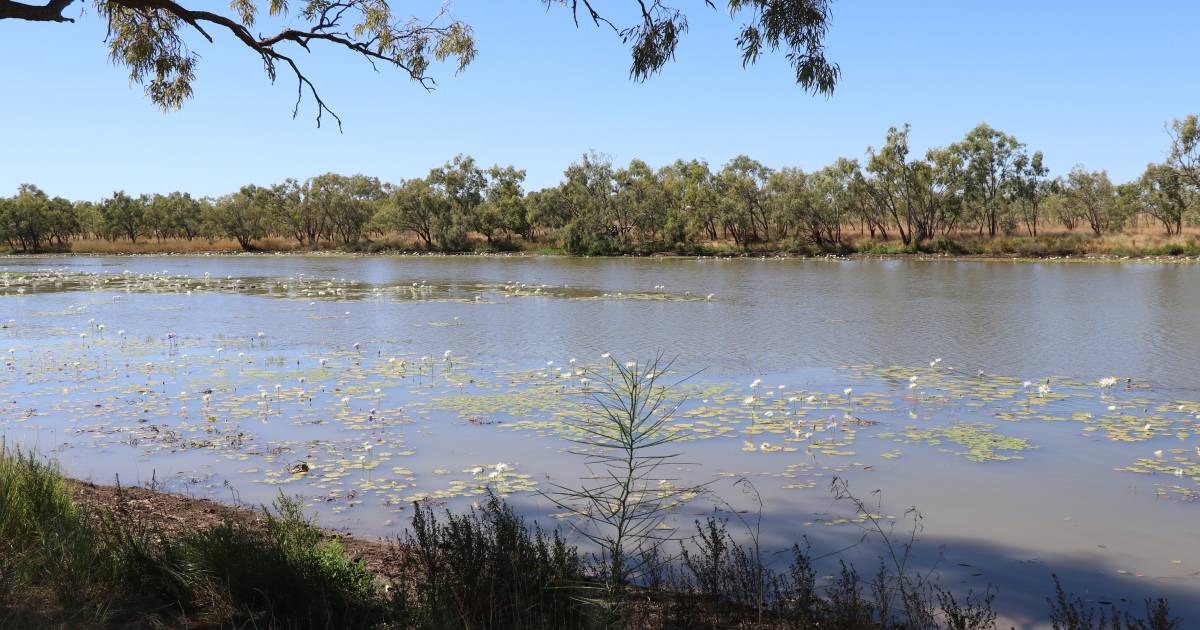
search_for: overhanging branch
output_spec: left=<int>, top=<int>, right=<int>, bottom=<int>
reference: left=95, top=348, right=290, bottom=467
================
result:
left=0, top=0, right=77, bottom=22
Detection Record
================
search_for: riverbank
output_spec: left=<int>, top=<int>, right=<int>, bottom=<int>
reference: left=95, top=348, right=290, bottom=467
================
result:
left=2, top=232, right=1200, bottom=262
left=5, top=231, right=1200, bottom=262
left=1, top=449, right=1183, bottom=629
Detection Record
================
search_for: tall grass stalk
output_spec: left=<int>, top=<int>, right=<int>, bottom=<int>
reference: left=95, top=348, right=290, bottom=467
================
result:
left=543, top=355, right=701, bottom=623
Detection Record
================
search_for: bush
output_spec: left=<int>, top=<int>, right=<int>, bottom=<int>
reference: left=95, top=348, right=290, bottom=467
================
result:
left=394, top=493, right=590, bottom=629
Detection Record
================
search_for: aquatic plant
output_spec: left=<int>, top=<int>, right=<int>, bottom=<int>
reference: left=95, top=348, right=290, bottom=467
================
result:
left=543, top=355, right=701, bottom=621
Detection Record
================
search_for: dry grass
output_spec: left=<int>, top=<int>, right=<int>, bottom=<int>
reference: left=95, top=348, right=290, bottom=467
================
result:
left=8, top=223, right=1200, bottom=259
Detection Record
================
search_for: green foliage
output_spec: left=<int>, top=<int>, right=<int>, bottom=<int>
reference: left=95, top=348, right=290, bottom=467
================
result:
left=0, top=184, right=76, bottom=252
left=143, top=191, right=202, bottom=240
left=303, top=173, right=383, bottom=246
left=6, top=115, right=1200, bottom=256
left=1065, top=166, right=1123, bottom=235
left=99, top=190, right=145, bottom=243
left=544, top=0, right=838, bottom=94
left=1136, top=162, right=1194, bottom=235
left=205, top=185, right=270, bottom=250
left=397, top=493, right=589, bottom=629
left=93, top=0, right=477, bottom=126
left=169, top=494, right=382, bottom=627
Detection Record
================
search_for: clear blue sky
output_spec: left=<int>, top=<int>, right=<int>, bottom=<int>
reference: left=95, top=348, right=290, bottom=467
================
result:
left=1, top=1, right=1197, bottom=200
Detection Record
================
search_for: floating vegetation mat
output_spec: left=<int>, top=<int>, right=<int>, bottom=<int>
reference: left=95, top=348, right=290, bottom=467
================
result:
left=0, top=269, right=712, bottom=303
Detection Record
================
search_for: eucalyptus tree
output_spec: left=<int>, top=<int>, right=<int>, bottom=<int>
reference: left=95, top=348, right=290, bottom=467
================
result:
left=3, top=2, right=836, bottom=128
left=43, top=195, right=79, bottom=247
left=99, top=190, right=145, bottom=243
left=374, top=178, right=445, bottom=249
left=1, top=185, right=80, bottom=251
left=905, top=149, right=963, bottom=240
left=304, top=173, right=382, bottom=246
left=1008, top=151, right=1049, bottom=237
left=718, top=155, right=772, bottom=244
left=1065, top=167, right=1121, bottom=236
left=72, top=200, right=103, bottom=239
left=846, top=162, right=887, bottom=239
left=0, top=195, right=13, bottom=250
left=481, top=165, right=529, bottom=242
left=259, top=179, right=315, bottom=246
left=659, top=159, right=718, bottom=243
left=0, top=184, right=52, bottom=251
left=614, top=158, right=670, bottom=243
left=207, top=185, right=269, bottom=250
left=427, top=155, right=486, bottom=250
left=561, top=151, right=620, bottom=255
left=144, top=192, right=202, bottom=240
left=1043, top=182, right=1078, bottom=231
left=1136, top=163, right=1191, bottom=235
left=1167, top=114, right=1200, bottom=190
left=524, top=187, right=573, bottom=241
left=955, top=124, right=1025, bottom=237
left=864, top=125, right=918, bottom=245
left=766, top=167, right=813, bottom=243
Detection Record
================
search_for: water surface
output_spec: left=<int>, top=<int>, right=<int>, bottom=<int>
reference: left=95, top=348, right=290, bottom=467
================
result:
left=2, top=255, right=1198, bottom=625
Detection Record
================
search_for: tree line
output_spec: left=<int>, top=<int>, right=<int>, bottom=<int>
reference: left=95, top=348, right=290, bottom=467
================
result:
left=4, top=117, right=1198, bottom=255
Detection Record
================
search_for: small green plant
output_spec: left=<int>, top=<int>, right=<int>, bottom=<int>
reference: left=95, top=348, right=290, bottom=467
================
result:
left=170, top=493, right=382, bottom=628
left=544, top=355, right=701, bottom=623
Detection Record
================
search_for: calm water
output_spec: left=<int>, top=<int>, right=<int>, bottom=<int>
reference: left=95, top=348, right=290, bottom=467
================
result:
left=2, top=254, right=1199, bottom=625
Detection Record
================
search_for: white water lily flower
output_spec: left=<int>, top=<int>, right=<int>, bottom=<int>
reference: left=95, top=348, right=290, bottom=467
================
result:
left=843, top=388, right=853, bottom=397
left=749, top=379, right=761, bottom=389
left=742, top=396, right=755, bottom=405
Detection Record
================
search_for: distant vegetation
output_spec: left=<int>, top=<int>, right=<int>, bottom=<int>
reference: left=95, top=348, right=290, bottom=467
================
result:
left=3, top=116, right=1199, bottom=257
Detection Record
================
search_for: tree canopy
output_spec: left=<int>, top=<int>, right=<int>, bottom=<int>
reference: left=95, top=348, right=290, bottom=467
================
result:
left=5, top=117, right=1198, bottom=256
left=1, top=0, right=836, bottom=127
